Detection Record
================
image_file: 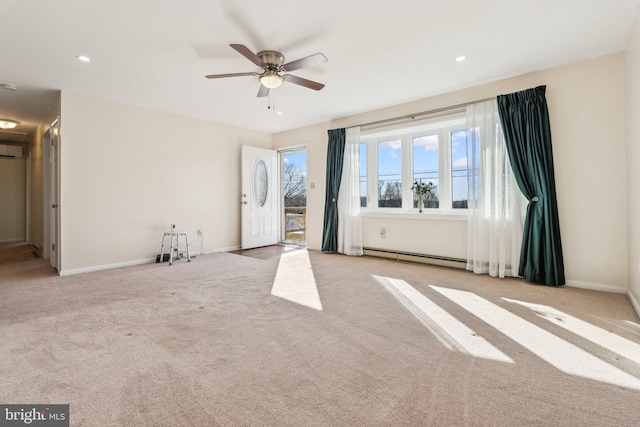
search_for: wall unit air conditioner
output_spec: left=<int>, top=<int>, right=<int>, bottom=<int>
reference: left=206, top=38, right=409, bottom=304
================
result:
left=0, top=144, right=23, bottom=159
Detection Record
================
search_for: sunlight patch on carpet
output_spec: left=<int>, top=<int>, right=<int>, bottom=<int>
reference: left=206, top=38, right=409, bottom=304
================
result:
left=432, top=286, right=640, bottom=391
left=373, top=275, right=513, bottom=363
left=271, top=249, right=322, bottom=310
left=503, top=298, right=640, bottom=366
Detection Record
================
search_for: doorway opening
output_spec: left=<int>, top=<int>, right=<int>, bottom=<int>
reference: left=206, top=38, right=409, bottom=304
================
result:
left=280, top=147, right=307, bottom=245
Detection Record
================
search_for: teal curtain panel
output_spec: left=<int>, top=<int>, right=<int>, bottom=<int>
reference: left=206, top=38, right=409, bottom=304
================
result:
left=321, top=128, right=346, bottom=252
left=497, top=86, right=565, bottom=286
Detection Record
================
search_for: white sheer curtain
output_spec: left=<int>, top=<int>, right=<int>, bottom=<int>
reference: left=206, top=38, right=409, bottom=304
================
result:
left=466, top=100, right=524, bottom=278
left=337, top=126, right=363, bottom=256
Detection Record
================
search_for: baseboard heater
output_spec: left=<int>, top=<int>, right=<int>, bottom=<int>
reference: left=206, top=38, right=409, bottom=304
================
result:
left=363, top=247, right=467, bottom=270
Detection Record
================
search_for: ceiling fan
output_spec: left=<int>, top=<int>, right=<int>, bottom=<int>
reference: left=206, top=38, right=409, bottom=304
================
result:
left=205, top=44, right=327, bottom=97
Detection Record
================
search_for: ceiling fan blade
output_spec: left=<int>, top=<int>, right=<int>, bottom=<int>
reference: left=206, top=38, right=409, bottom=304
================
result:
left=284, top=74, right=325, bottom=91
left=282, top=53, right=327, bottom=72
left=205, top=72, right=256, bottom=79
left=257, top=85, right=270, bottom=97
left=230, top=44, right=265, bottom=67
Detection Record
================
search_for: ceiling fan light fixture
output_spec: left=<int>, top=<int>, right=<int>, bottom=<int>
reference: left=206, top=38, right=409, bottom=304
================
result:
left=0, top=119, right=20, bottom=130
left=259, top=73, right=283, bottom=89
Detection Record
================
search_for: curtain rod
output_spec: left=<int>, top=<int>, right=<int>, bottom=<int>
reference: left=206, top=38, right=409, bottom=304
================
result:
left=355, top=96, right=497, bottom=129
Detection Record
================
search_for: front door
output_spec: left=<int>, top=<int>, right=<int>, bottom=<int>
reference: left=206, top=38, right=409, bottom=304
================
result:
left=241, top=146, right=278, bottom=249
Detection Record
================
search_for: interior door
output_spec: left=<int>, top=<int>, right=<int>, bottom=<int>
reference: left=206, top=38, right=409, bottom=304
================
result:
left=241, top=145, right=278, bottom=249
left=49, top=119, right=60, bottom=271
left=42, top=129, right=51, bottom=260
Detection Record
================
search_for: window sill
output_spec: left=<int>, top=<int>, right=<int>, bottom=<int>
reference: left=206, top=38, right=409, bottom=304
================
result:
left=360, top=211, right=467, bottom=221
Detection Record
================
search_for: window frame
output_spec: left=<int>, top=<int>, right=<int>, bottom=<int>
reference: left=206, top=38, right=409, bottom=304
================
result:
left=359, top=113, right=468, bottom=216
left=359, top=143, right=368, bottom=208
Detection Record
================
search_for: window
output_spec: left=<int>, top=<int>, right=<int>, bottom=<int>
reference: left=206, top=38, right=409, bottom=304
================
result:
left=361, top=113, right=470, bottom=213
left=377, top=140, right=402, bottom=208
left=451, top=129, right=470, bottom=209
left=412, top=134, right=439, bottom=208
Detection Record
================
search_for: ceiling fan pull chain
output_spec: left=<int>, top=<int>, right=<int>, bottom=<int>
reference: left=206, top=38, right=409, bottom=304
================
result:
left=267, top=91, right=275, bottom=110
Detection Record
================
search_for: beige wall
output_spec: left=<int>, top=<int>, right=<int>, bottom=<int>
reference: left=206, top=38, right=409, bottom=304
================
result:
left=28, top=127, right=44, bottom=250
left=59, top=93, right=272, bottom=273
left=627, top=10, right=640, bottom=310
left=0, top=157, right=26, bottom=242
left=274, top=53, right=629, bottom=292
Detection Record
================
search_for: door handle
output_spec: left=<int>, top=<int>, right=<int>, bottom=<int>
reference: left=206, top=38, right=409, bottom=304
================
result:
left=52, top=204, right=58, bottom=208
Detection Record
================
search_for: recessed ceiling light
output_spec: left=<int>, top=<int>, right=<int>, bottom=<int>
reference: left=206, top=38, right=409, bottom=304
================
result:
left=0, top=119, right=20, bottom=130
left=276, top=111, right=283, bottom=115
left=76, top=55, right=91, bottom=62
left=455, top=56, right=466, bottom=62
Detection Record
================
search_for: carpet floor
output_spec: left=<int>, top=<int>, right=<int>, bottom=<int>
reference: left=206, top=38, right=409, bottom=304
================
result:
left=1, top=244, right=639, bottom=426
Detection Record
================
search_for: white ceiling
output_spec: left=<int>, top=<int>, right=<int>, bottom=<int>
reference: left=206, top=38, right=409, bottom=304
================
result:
left=1, top=0, right=639, bottom=141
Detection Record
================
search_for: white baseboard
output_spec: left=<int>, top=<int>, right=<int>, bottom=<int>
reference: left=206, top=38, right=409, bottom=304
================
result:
left=201, top=245, right=240, bottom=255
left=59, top=246, right=242, bottom=276
left=0, top=239, right=26, bottom=245
left=565, top=280, right=627, bottom=295
left=628, top=291, right=640, bottom=319
left=59, top=257, right=156, bottom=276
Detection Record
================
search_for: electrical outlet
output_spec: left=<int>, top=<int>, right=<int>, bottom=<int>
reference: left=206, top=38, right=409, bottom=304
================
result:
left=197, top=229, right=203, bottom=236
left=380, top=228, right=386, bottom=238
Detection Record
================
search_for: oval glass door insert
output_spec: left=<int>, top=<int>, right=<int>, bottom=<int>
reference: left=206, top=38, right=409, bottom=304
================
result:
left=253, top=159, right=268, bottom=207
